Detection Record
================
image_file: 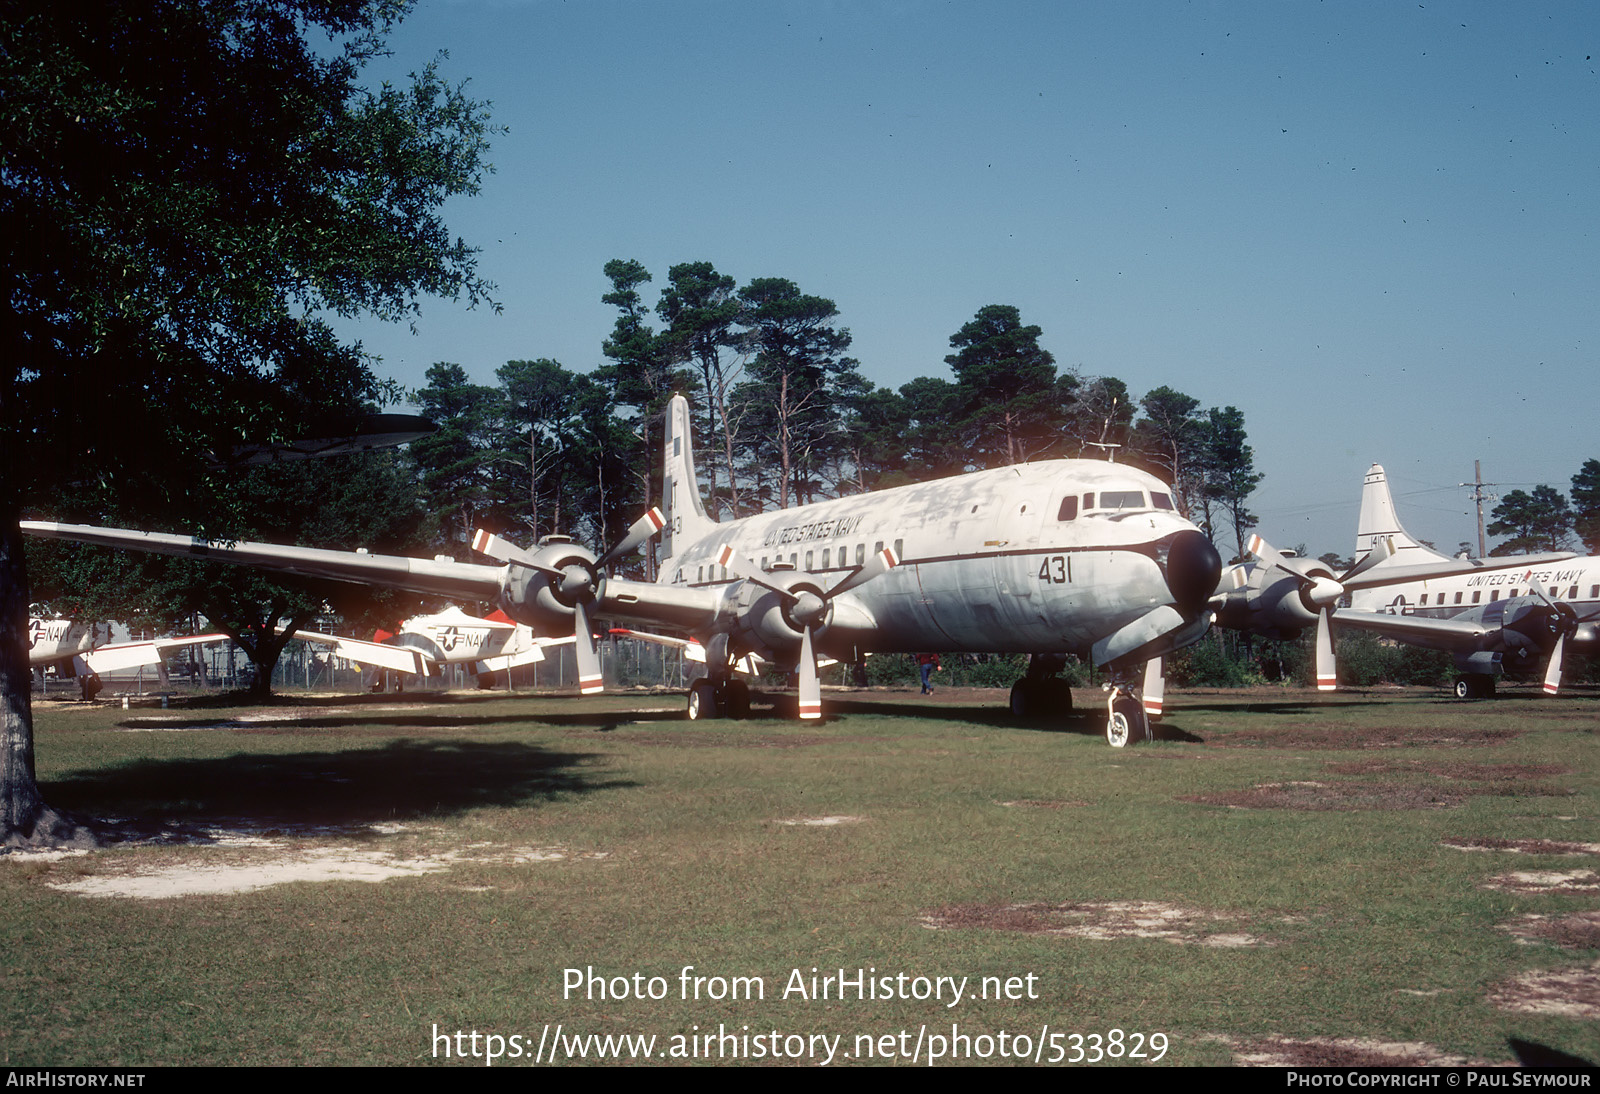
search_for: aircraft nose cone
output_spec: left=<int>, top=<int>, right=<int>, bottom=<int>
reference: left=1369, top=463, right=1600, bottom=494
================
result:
left=1162, top=530, right=1223, bottom=615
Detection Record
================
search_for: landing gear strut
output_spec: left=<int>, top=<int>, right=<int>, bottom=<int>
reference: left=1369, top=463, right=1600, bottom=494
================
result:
left=1103, top=667, right=1151, bottom=747
left=1007, top=654, right=1073, bottom=719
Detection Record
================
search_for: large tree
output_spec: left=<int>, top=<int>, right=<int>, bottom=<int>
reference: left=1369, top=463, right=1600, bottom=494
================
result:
left=944, top=304, right=1071, bottom=467
left=656, top=262, right=743, bottom=518
left=735, top=278, right=858, bottom=509
left=2, top=0, right=495, bottom=845
left=1487, top=486, right=1574, bottom=555
left=1572, top=459, right=1600, bottom=555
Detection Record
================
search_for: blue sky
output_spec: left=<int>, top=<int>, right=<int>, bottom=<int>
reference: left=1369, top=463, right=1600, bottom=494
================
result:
left=333, top=0, right=1597, bottom=560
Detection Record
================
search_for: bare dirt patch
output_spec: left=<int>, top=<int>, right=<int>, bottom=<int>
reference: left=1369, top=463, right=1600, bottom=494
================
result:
left=921, top=899, right=1272, bottom=947
left=1181, top=780, right=1465, bottom=811
left=1209, top=1033, right=1490, bottom=1067
left=1443, top=837, right=1600, bottom=856
left=997, top=799, right=1089, bottom=810
left=1489, top=959, right=1600, bottom=1019
left=1483, top=869, right=1600, bottom=895
left=1500, top=911, right=1600, bottom=951
left=40, top=831, right=606, bottom=900
left=1217, top=725, right=1520, bottom=750
left=773, top=815, right=865, bottom=827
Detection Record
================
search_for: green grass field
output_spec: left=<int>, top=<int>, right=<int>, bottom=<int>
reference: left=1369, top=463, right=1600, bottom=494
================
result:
left=3, top=683, right=1597, bottom=1067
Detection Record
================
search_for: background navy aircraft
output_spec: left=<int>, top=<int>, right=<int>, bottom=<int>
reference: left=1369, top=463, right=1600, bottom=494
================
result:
left=28, top=618, right=226, bottom=699
left=1333, top=464, right=1595, bottom=698
left=24, top=395, right=1228, bottom=745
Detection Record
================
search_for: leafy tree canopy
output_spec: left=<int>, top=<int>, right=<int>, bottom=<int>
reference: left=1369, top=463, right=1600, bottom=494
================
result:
left=1487, top=485, right=1573, bottom=555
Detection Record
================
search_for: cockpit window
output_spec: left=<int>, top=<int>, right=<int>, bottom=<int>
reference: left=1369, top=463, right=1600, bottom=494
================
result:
left=1098, top=490, right=1145, bottom=510
left=1057, top=496, right=1078, bottom=521
left=1150, top=492, right=1174, bottom=510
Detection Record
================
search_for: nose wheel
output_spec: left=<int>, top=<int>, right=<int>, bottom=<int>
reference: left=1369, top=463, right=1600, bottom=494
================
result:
left=1104, top=686, right=1150, bottom=747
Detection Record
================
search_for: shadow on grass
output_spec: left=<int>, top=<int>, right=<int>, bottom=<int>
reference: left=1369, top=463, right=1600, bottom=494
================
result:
left=42, top=740, right=630, bottom=840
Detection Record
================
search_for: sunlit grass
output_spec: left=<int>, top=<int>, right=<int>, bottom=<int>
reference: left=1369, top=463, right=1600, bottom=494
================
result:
left=1, top=685, right=1595, bottom=1065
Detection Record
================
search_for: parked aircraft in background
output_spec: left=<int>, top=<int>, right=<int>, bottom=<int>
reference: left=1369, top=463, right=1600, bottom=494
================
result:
left=1331, top=464, right=1596, bottom=698
left=293, top=606, right=571, bottom=686
left=28, top=618, right=227, bottom=699
left=24, top=395, right=1230, bottom=745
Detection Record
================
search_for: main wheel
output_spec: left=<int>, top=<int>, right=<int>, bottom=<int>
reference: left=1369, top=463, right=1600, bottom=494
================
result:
left=1106, top=695, right=1148, bottom=747
left=687, top=679, right=717, bottom=720
left=1454, top=677, right=1472, bottom=700
left=1009, top=678, right=1033, bottom=717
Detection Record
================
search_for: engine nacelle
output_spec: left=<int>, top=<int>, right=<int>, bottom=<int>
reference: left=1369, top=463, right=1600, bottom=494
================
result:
left=1211, top=559, right=1339, bottom=640
left=728, top=569, right=832, bottom=663
left=495, top=536, right=603, bottom=634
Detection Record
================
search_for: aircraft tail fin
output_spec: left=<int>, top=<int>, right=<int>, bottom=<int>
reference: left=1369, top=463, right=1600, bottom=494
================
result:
left=1355, top=464, right=1448, bottom=564
left=660, top=394, right=716, bottom=569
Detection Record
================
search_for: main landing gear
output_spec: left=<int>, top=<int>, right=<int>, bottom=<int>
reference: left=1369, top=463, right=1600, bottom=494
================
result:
left=1008, top=654, right=1074, bottom=720
left=686, top=676, right=751, bottom=720
left=1453, top=674, right=1496, bottom=700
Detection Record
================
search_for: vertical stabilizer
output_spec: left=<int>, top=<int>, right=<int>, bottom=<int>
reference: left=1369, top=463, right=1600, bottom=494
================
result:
left=1356, top=464, right=1447, bottom=563
left=659, top=394, right=717, bottom=571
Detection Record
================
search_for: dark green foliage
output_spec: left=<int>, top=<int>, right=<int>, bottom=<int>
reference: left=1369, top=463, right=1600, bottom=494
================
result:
left=1571, top=459, right=1600, bottom=555
left=1487, top=485, right=1574, bottom=555
left=1335, top=632, right=1453, bottom=688
left=943, top=305, right=1073, bottom=467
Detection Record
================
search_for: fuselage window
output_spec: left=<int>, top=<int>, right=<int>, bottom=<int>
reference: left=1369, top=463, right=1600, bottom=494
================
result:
left=855, top=544, right=865, bottom=566
left=1454, top=592, right=1463, bottom=605
left=1490, top=590, right=1499, bottom=602
left=874, top=540, right=884, bottom=556
left=822, top=547, right=831, bottom=569
left=1420, top=594, right=1429, bottom=605
left=1058, top=497, right=1078, bottom=521
left=893, top=538, right=903, bottom=560
left=1151, top=492, right=1174, bottom=510
left=760, top=556, right=768, bottom=570
left=1591, top=585, right=1599, bottom=599
left=805, top=550, right=814, bottom=571
left=1569, top=586, right=1579, bottom=599
left=1083, top=492, right=1094, bottom=510
left=1471, top=591, right=1481, bottom=603
left=1510, top=589, right=1519, bottom=599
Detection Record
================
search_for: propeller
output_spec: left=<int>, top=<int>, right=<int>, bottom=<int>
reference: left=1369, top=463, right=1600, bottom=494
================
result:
left=715, top=544, right=899, bottom=719
left=1141, top=657, right=1165, bottom=718
left=1244, top=533, right=1370, bottom=692
left=471, top=507, right=666, bottom=696
left=1523, top=577, right=1577, bottom=696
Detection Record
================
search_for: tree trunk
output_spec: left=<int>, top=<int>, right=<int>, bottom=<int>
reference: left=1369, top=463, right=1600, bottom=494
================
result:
left=0, top=509, right=98, bottom=847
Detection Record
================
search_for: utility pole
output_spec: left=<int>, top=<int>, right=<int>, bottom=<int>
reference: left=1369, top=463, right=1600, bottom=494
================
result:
left=1460, top=460, right=1497, bottom=558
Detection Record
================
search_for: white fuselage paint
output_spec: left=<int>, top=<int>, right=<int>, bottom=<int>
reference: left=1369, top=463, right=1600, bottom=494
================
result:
left=1348, top=557, right=1599, bottom=626
left=658, top=461, right=1199, bottom=661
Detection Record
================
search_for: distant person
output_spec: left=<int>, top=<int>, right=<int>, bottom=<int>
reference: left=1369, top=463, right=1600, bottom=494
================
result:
left=917, top=652, right=941, bottom=695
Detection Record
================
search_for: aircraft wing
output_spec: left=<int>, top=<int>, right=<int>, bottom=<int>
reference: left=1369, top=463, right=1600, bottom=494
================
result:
left=22, top=520, right=505, bottom=601
left=1331, top=610, right=1495, bottom=649
left=608, top=628, right=765, bottom=675
left=291, top=631, right=430, bottom=676
left=77, top=633, right=230, bottom=674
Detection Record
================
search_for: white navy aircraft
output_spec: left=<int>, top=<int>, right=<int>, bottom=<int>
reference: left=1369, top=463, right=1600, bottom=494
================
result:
left=294, top=606, right=570, bottom=683
left=1332, top=464, right=1596, bottom=699
left=28, top=618, right=227, bottom=699
left=23, top=395, right=1232, bottom=745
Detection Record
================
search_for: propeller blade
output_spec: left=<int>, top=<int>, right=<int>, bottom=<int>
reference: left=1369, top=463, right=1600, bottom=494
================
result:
left=828, top=545, right=899, bottom=598
left=571, top=601, right=604, bottom=695
left=797, top=626, right=821, bottom=720
left=472, top=528, right=536, bottom=566
left=1543, top=632, right=1567, bottom=696
left=1141, top=657, right=1165, bottom=718
left=1315, top=608, right=1337, bottom=691
left=595, top=507, right=666, bottom=570
left=1339, top=535, right=1396, bottom=583
left=714, top=544, right=796, bottom=600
